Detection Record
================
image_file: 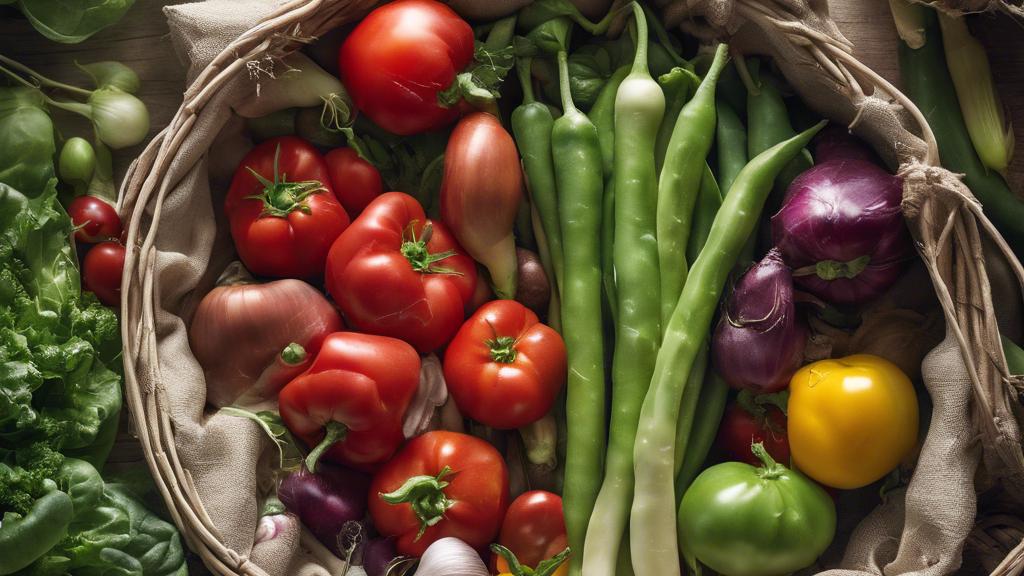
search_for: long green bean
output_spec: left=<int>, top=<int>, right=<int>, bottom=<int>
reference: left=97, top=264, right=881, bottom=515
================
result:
left=654, top=67, right=698, bottom=176
left=553, top=48, right=607, bottom=576
left=656, top=43, right=729, bottom=333
left=583, top=5, right=664, bottom=576
left=630, top=121, right=826, bottom=576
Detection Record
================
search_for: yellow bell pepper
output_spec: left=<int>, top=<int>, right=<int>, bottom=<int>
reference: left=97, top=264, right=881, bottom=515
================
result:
left=787, top=354, right=919, bottom=489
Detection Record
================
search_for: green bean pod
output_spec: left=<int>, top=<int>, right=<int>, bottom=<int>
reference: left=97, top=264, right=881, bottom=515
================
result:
left=552, top=49, right=608, bottom=576
left=589, top=65, right=631, bottom=183
left=584, top=4, right=665, bottom=576
left=630, top=120, right=826, bottom=576
left=656, top=43, right=730, bottom=334
left=714, top=99, right=755, bottom=264
left=899, top=7, right=1024, bottom=259
left=513, top=57, right=564, bottom=296
left=746, top=67, right=813, bottom=215
left=654, top=67, right=699, bottom=176
left=674, top=368, right=730, bottom=499
left=686, top=163, right=723, bottom=268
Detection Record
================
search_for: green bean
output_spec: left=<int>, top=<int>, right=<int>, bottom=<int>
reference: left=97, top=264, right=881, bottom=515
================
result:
left=672, top=338, right=708, bottom=476
left=715, top=99, right=756, bottom=264
left=552, top=49, right=607, bottom=576
left=589, top=65, right=631, bottom=183
left=898, top=6, right=1024, bottom=259
left=583, top=5, right=665, bottom=575
left=601, top=180, right=618, bottom=328
left=630, top=121, right=826, bottom=576
left=513, top=57, right=564, bottom=296
left=674, top=368, right=730, bottom=499
left=746, top=65, right=813, bottom=215
left=686, top=163, right=723, bottom=266
left=654, top=67, right=699, bottom=176
left=656, top=44, right=729, bottom=333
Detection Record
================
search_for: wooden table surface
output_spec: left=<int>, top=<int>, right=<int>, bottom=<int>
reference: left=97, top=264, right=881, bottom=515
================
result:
left=1, top=0, right=1021, bottom=568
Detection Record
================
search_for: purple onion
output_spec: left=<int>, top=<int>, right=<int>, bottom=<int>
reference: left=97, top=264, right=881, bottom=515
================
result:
left=811, top=124, right=881, bottom=165
left=278, top=464, right=371, bottom=557
left=712, top=249, right=808, bottom=393
left=771, top=159, right=910, bottom=306
left=363, top=537, right=400, bottom=576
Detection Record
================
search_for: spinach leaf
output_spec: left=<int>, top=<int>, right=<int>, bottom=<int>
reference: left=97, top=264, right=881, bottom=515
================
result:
left=15, top=0, right=137, bottom=44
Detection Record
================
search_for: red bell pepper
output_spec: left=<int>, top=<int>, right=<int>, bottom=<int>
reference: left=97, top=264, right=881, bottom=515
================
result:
left=368, top=430, right=510, bottom=557
left=325, top=192, right=477, bottom=353
left=278, top=332, right=421, bottom=472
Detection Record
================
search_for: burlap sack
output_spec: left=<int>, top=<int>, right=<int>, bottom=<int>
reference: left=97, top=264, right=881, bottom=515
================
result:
left=918, top=0, right=1023, bottom=18
left=117, top=0, right=1024, bottom=575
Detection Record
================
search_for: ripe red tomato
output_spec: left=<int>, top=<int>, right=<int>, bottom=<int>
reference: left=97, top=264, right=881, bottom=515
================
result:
left=492, top=491, right=568, bottom=576
left=69, top=196, right=122, bottom=243
left=368, top=431, right=510, bottom=557
left=325, top=147, right=382, bottom=218
left=82, top=242, right=125, bottom=306
left=325, top=192, right=476, bottom=353
left=225, top=136, right=350, bottom=278
left=338, top=0, right=474, bottom=135
left=716, top=400, right=791, bottom=467
left=443, top=300, right=566, bottom=429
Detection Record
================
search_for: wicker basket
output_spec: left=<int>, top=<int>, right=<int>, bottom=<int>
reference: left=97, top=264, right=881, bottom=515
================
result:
left=116, top=1, right=1024, bottom=575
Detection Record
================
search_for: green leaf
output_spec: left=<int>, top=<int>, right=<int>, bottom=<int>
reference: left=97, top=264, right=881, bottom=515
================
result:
left=16, top=0, right=137, bottom=44
left=0, top=87, right=56, bottom=197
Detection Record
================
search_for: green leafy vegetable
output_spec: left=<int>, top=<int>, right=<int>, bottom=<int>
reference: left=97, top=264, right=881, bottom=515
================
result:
left=12, top=0, right=137, bottom=44
left=0, top=87, right=56, bottom=196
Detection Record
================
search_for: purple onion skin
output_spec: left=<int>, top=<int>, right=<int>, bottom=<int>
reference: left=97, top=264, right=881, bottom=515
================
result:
left=278, top=464, right=371, bottom=557
left=771, top=159, right=910, bottom=306
left=811, top=125, right=881, bottom=166
left=363, top=537, right=400, bottom=576
left=712, top=249, right=808, bottom=394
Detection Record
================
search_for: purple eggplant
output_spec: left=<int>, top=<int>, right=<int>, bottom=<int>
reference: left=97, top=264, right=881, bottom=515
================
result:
left=363, top=537, right=401, bottom=576
left=278, top=464, right=371, bottom=557
left=771, top=159, right=910, bottom=306
left=712, top=249, right=808, bottom=393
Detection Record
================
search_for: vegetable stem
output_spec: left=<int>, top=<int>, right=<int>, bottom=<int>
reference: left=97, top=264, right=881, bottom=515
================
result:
left=0, top=54, right=94, bottom=98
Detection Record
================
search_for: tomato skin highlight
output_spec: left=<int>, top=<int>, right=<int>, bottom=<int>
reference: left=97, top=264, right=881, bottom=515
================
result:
left=82, top=241, right=125, bottom=306
left=325, top=147, right=382, bottom=218
left=492, top=491, right=568, bottom=576
left=338, top=0, right=474, bottom=136
left=69, top=196, right=122, bottom=243
left=368, top=431, right=510, bottom=557
left=325, top=192, right=476, bottom=354
left=716, top=401, right=791, bottom=467
left=225, top=136, right=350, bottom=279
left=443, top=300, right=566, bottom=430
left=787, top=354, right=919, bottom=489
left=278, top=332, right=421, bottom=472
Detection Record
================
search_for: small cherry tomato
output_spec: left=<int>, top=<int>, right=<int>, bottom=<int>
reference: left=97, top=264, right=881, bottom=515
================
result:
left=82, top=242, right=125, bottom=306
left=491, top=491, right=568, bottom=576
left=69, top=196, right=122, bottom=243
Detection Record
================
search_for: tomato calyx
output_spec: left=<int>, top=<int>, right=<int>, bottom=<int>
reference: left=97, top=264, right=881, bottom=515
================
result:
left=401, top=221, right=462, bottom=275
left=751, top=442, right=787, bottom=480
left=281, top=342, right=307, bottom=366
left=490, top=543, right=570, bottom=576
left=244, top=144, right=328, bottom=219
left=484, top=320, right=519, bottom=364
left=305, top=420, right=349, bottom=474
left=379, top=466, right=455, bottom=541
left=436, top=42, right=516, bottom=114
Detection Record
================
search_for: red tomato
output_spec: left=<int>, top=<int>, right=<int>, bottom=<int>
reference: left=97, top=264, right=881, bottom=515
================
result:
left=225, top=136, right=350, bottom=278
left=338, top=0, right=474, bottom=135
left=491, top=491, right=568, bottom=575
left=325, top=147, right=383, bottom=219
left=369, top=431, right=510, bottom=557
left=325, top=192, right=476, bottom=353
left=279, top=332, right=421, bottom=471
left=69, top=196, right=122, bottom=243
left=82, top=242, right=125, bottom=306
left=716, top=401, right=791, bottom=467
left=443, top=300, right=566, bottom=429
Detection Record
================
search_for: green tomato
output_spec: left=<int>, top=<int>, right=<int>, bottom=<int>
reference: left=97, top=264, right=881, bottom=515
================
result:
left=677, top=443, right=836, bottom=576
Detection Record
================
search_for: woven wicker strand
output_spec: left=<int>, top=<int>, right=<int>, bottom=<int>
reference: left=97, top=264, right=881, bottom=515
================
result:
left=116, top=1, right=1024, bottom=575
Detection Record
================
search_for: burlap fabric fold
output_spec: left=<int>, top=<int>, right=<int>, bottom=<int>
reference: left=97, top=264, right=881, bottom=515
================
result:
left=117, top=0, right=1024, bottom=575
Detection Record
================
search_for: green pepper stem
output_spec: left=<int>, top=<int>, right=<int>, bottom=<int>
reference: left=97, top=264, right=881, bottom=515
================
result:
left=379, top=467, right=454, bottom=541
left=751, top=442, right=787, bottom=479
left=517, top=57, right=536, bottom=104
left=627, top=2, right=649, bottom=77
left=305, top=420, right=348, bottom=473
